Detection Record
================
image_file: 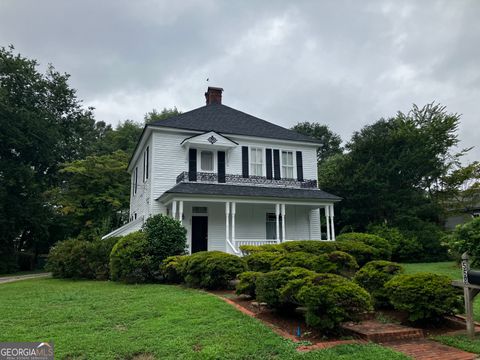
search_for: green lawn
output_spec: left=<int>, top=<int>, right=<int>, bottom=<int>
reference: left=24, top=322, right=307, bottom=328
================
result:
left=402, top=261, right=480, bottom=354
left=0, top=279, right=408, bottom=360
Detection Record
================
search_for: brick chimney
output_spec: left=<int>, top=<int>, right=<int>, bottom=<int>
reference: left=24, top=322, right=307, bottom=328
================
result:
left=205, top=86, right=223, bottom=105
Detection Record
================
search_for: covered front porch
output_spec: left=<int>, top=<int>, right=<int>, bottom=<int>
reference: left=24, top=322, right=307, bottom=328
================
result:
left=163, top=197, right=337, bottom=255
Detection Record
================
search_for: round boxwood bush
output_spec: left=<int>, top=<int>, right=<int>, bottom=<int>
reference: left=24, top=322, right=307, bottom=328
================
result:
left=271, top=252, right=318, bottom=271
left=354, top=260, right=403, bottom=307
left=244, top=251, right=281, bottom=272
left=46, top=239, right=93, bottom=279
left=335, top=240, right=380, bottom=266
left=295, top=273, right=373, bottom=332
left=256, top=267, right=316, bottom=310
left=324, top=251, right=359, bottom=278
left=384, top=273, right=462, bottom=323
left=236, top=271, right=263, bottom=298
left=109, top=231, right=152, bottom=283
left=337, top=233, right=392, bottom=261
left=182, top=251, right=246, bottom=289
left=160, top=255, right=188, bottom=283
left=278, top=240, right=337, bottom=255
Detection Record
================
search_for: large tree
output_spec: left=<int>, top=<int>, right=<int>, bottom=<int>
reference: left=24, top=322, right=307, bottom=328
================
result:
left=144, top=107, right=181, bottom=124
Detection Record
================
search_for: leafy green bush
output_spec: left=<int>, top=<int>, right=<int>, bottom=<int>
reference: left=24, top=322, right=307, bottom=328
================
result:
left=109, top=232, right=152, bottom=283
left=256, top=267, right=316, bottom=310
left=335, top=240, right=380, bottom=266
left=384, top=273, right=462, bottom=323
left=354, top=260, right=403, bottom=307
left=336, top=233, right=392, bottom=260
left=160, top=255, right=188, bottom=283
left=368, top=224, right=423, bottom=262
left=142, top=214, right=187, bottom=276
left=239, top=244, right=283, bottom=255
left=182, top=251, right=246, bottom=289
left=271, top=252, right=318, bottom=271
left=324, top=251, right=359, bottom=277
left=444, top=217, right=480, bottom=265
left=236, top=271, right=262, bottom=298
left=295, top=273, right=373, bottom=332
left=46, top=236, right=121, bottom=280
left=278, top=240, right=337, bottom=255
left=244, top=251, right=281, bottom=272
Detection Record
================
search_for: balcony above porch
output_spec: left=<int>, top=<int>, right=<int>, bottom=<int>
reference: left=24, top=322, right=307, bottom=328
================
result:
left=175, top=171, right=318, bottom=189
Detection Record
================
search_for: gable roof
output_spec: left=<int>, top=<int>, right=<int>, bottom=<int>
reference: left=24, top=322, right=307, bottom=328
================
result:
left=150, top=103, right=320, bottom=144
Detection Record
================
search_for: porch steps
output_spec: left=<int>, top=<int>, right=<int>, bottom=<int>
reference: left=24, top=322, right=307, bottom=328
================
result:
left=341, top=320, right=424, bottom=342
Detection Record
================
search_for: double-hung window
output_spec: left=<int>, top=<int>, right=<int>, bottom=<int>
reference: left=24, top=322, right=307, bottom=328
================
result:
left=250, top=147, right=263, bottom=176
left=200, top=150, right=214, bottom=172
left=281, top=151, right=294, bottom=178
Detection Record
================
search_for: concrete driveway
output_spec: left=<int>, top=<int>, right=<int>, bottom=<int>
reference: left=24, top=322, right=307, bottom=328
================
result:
left=0, top=273, right=51, bottom=284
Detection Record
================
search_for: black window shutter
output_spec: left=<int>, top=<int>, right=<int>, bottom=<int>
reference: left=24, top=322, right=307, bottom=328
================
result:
left=218, top=151, right=226, bottom=183
left=242, top=146, right=249, bottom=178
left=266, top=148, right=273, bottom=179
left=189, top=148, right=197, bottom=181
left=296, top=151, right=304, bottom=181
left=273, top=149, right=280, bottom=180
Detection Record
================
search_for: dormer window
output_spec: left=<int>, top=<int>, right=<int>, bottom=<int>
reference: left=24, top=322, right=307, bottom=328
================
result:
left=250, top=147, right=263, bottom=176
left=200, top=150, right=214, bottom=172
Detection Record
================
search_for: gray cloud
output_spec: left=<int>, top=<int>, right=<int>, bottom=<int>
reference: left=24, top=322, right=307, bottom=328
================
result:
left=0, top=0, right=478, bottom=162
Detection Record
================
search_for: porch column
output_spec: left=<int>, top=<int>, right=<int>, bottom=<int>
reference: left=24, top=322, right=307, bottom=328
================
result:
left=318, top=208, right=322, bottom=241
left=325, top=205, right=331, bottom=241
left=231, top=202, right=236, bottom=246
left=178, top=200, right=184, bottom=224
left=225, top=202, right=230, bottom=244
left=172, top=200, right=177, bottom=220
left=281, top=204, right=286, bottom=242
left=275, top=203, right=280, bottom=243
left=330, top=205, right=336, bottom=241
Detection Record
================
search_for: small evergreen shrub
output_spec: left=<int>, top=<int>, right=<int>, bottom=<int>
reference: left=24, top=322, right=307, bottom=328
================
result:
left=46, top=239, right=93, bottom=279
left=160, top=255, right=188, bottom=283
left=271, top=252, right=318, bottom=271
left=109, top=232, right=152, bottom=283
left=335, top=240, right=380, bottom=266
left=239, top=244, right=283, bottom=255
left=236, top=271, right=262, bottom=298
left=354, top=260, right=404, bottom=307
left=278, top=240, right=337, bottom=255
left=384, top=273, right=462, bottom=323
left=336, top=233, right=392, bottom=260
left=182, top=251, right=246, bottom=289
left=244, top=251, right=281, bottom=272
left=295, top=273, right=373, bottom=332
left=325, top=251, right=359, bottom=278
left=444, top=217, right=480, bottom=265
left=256, top=267, right=316, bottom=310
left=89, top=236, right=122, bottom=280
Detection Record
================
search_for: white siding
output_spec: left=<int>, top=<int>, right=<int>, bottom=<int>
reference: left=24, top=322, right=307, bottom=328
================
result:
left=309, top=208, right=321, bottom=240
left=129, top=135, right=153, bottom=220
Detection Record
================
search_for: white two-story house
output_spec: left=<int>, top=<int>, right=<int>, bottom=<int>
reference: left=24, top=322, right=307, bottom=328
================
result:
left=103, top=87, right=341, bottom=255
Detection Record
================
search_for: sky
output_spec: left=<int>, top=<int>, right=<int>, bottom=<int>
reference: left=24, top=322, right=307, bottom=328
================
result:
left=0, top=0, right=479, bottom=162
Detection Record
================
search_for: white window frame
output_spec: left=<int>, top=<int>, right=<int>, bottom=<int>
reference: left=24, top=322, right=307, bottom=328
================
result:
left=198, top=150, right=216, bottom=172
left=249, top=147, right=264, bottom=176
left=133, top=167, right=138, bottom=195
left=281, top=150, right=295, bottom=179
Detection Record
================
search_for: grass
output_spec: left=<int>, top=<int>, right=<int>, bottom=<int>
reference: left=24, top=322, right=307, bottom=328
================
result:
left=0, top=279, right=409, bottom=360
left=402, top=261, right=480, bottom=354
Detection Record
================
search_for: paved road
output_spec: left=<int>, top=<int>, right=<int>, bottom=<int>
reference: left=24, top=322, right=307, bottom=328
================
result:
left=0, top=273, right=51, bottom=284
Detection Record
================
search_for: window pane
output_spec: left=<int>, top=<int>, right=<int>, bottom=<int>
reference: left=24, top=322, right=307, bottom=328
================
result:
left=201, top=151, right=213, bottom=171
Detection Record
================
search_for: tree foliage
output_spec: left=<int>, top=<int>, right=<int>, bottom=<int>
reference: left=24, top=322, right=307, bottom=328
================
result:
left=144, top=107, right=181, bottom=124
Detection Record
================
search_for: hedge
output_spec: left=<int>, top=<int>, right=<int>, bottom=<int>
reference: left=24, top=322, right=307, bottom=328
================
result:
left=159, top=255, right=188, bottom=283
left=236, top=271, right=262, bottom=298
left=336, top=233, right=392, bottom=261
left=244, top=251, right=281, bottom=272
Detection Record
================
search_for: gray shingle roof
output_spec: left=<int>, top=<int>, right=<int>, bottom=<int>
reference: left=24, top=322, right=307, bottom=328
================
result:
left=159, top=183, right=341, bottom=201
left=150, top=103, right=320, bottom=144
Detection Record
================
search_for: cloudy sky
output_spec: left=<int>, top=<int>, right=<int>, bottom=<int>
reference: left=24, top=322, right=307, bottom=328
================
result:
left=1, top=0, right=479, bottom=161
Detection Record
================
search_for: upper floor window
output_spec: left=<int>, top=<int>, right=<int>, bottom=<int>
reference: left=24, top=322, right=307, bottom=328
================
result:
left=250, top=147, right=263, bottom=176
left=133, top=167, right=138, bottom=195
left=200, top=150, right=214, bottom=171
left=281, top=151, right=294, bottom=178
left=143, top=146, right=149, bottom=181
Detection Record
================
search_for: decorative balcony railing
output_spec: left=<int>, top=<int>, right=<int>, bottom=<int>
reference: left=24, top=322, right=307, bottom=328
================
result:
left=175, top=171, right=317, bottom=189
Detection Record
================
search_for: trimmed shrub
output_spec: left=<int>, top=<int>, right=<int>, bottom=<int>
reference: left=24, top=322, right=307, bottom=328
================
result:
left=354, top=260, right=404, bottom=307
left=256, top=267, right=316, bottom=310
left=335, top=240, right=380, bottom=266
left=336, top=233, right=392, bottom=260
left=142, top=214, right=187, bottom=278
left=46, top=239, right=93, bottom=279
left=278, top=240, right=337, bottom=255
left=236, top=271, right=262, bottom=298
left=271, top=252, right=318, bottom=271
left=244, top=251, right=281, bottom=272
left=88, top=236, right=122, bottom=280
left=324, top=251, right=359, bottom=278
left=385, top=273, right=462, bottom=323
left=239, top=244, right=284, bottom=255
left=160, top=255, right=188, bottom=283
left=444, top=217, right=480, bottom=265
left=182, top=251, right=246, bottom=289
left=109, top=232, right=152, bottom=283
